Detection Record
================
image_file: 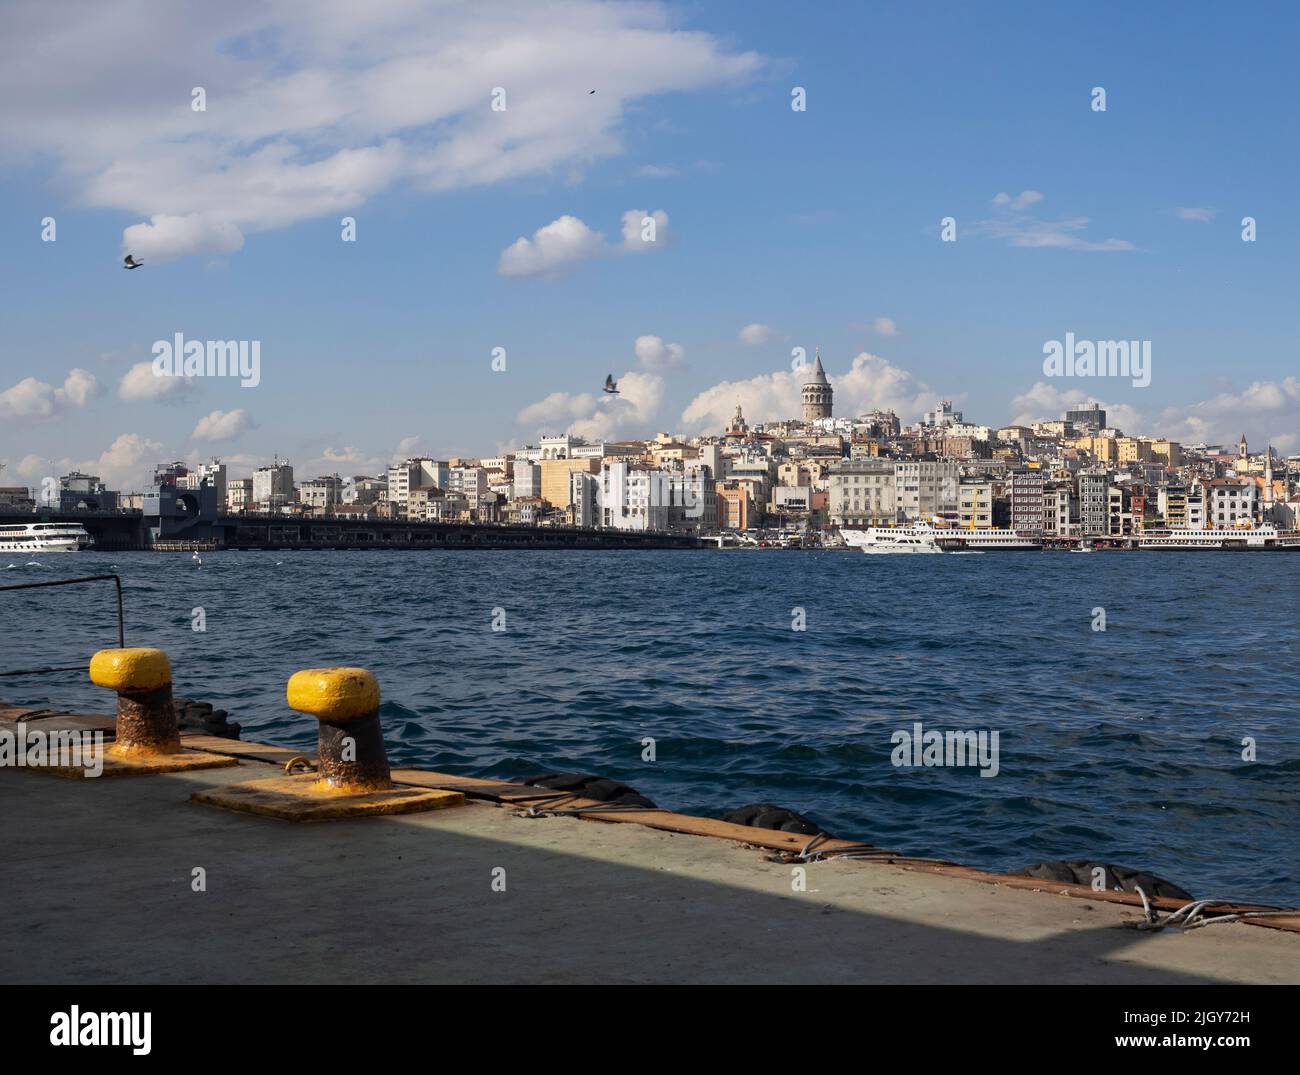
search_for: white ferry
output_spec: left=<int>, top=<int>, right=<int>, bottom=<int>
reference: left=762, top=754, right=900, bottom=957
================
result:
left=841, top=523, right=1042, bottom=552
left=1138, top=527, right=1300, bottom=550
left=0, top=522, right=93, bottom=553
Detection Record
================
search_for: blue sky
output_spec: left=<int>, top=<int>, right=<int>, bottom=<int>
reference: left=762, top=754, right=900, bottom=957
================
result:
left=1, top=0, right=1296, bottom=490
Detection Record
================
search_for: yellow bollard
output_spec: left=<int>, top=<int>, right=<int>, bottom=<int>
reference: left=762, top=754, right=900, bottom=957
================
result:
left=89, top=647, right=181, bottom=756
left=191, top=666, right=463, bottom=820
left=29, top=647, right=237, bottom=777
left=286, top=667, right=390, bottom=791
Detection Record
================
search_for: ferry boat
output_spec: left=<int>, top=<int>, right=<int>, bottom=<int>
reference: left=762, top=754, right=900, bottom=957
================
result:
left=841, top=523, right=1042, bottom=552
left=1138, top=527, right=1300, bottom=550
left=0, top=522, right=93, bottom=553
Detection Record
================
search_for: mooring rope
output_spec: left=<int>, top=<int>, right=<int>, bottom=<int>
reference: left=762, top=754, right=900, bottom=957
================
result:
left=1128, top=886, right=1297, bottom=930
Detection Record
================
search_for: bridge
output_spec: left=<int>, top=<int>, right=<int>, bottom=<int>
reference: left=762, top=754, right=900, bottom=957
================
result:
left=0, top=507, right=700, bottom=551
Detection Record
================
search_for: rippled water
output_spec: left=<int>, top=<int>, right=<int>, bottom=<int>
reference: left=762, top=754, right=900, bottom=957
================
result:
left=4, top=549, right=1298, bottom=904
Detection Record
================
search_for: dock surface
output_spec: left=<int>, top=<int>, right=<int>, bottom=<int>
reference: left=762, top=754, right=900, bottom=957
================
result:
left=2, top=746, right=1296, bottom=984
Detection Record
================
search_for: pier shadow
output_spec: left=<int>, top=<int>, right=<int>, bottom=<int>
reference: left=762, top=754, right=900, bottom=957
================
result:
left=0, top=764, right=1287, bottom=985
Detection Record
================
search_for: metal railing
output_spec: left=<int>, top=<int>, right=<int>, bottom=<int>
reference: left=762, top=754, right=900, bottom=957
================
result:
left=0, top=574, right=124, bottom=677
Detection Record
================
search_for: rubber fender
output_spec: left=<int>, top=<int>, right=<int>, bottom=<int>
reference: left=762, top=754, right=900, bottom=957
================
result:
left=521, top=772, right=657, bottom=809
left=721, top=803, right=825, bottom=836
left=1017, top=860, right=1192, bottom=901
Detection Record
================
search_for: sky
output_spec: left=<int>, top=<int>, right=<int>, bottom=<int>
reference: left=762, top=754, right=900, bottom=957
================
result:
left=1, top=0, right=1297, bottom=492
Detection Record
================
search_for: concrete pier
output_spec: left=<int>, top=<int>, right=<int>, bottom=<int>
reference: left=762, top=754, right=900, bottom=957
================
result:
left=2, top=723, right=1296, bottom=984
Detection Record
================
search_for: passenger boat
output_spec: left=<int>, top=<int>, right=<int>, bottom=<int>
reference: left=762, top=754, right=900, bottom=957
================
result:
left=842, top=523, right=1041, bottom=552
left=0, top=522, right=93, bottom=553
left=1137, top=527, right=1300, bottom=550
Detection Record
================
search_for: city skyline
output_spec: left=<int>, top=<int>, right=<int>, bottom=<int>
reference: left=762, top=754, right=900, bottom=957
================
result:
left=3, top=1, right=1299, bottom=492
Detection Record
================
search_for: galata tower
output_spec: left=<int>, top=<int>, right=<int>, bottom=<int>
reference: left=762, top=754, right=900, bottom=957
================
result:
left=802, top=347, right=833, bottom=421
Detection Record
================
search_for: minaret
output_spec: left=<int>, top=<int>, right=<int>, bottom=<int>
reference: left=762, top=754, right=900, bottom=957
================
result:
left=802, top=347, right=833, bottom=422
left=1264, top=445, right=1274, bottom=506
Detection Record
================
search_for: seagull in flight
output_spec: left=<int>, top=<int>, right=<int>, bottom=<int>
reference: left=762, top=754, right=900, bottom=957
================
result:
left=603, top=374, right=619, bottom=394
left=123, top=254, right=143, bottom=270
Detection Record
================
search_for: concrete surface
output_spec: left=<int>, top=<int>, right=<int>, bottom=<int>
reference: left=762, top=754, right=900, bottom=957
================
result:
left=1, top=759, right=1297, bottom=984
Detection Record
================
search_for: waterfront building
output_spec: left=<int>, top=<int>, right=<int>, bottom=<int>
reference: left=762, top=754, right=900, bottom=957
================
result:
left=513, top=460, right=541, bottom=499
left=345, top=476, right=387, bottom=506
left=801, top=350, right=833, bottom=421
left=540, top=458, right=600, bottom=509
left=300, top=474, right=344, bottom=512
left=958, top=479, right=993, bottom=529
left=1206, top=478, right=1257, bottom=529
left=894, top=459, right=961, bottom=521
left=1043, top=484, right=1075, bottom=536
left=715, top=482, right=753, bottom=530
left=1079, top=473, right=1110, bottom=536
left=387, top=458, right=448, bottom=508
left=1107, top=485, right=1132, bottom=537
left=1009, top=469, right=1045, bottom=535
left=600, top=461, right=669, bottom=531
left=226, top=478, right=253, bottom=513
left=828, top=460, right=897, bottom=526
left=770, top=485, right=811, bottom=517
left=252, top=461, right=295, bottom=509
left=1158, top=485, right=1189, bottom=529
left=569, top=471, right=600, bottom=527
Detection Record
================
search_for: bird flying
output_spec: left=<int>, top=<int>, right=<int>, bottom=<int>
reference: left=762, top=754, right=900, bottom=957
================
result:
left=123, top=254, right=143, bottom=270
left=603, top=374, right=619, bottom=394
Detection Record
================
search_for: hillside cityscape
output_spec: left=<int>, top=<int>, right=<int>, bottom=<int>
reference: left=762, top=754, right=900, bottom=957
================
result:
left=6, top=355, right=1296, bottom=541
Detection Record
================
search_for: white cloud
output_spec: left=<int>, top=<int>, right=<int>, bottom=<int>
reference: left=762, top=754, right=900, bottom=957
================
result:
left=517, top=370, right=663, bottom=440
left=391, top=436, right=423, bottom=462
left=992, top=190, right=1044, bottom=210
left=1011, top=377, right=1300, bottom=451
left=0, top=368, right=101, bottom=419
left=498, top=215, right=606, bottom=277
left=1008, top=383, right=1143, bottom=432
left=192, top=407, right=255, bottom=442
left=635, top=164, right=678, bottom=178
left=872, top=317, right=899, bottom=337
left=0, top=2, right=760, bottom=262
left=738, top=323, right=779, bottom=346
left=91, top=433, right=166, bottom=491
left=680, top=352, right=934, bottom=433
left=634, top=335, right=685, bottom=371
left=975, top=192, right=1134, bottom=252
left=620, top=208, right=671, bottom=252
left=498, top=208, right=671, bottom=277
left=1152, top=378, right=1300, bottom=448
left=123, top=214, right=245, bottom=263
left=118, top=361, right=196, bottom=402
left=1174, top=207, right=1216, bottom=223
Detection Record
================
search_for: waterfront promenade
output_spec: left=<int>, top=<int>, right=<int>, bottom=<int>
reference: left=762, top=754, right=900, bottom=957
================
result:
left=2, top=716, right=1296, bottom=985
